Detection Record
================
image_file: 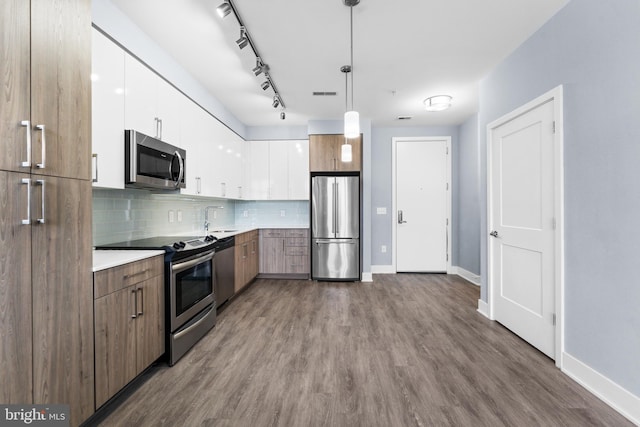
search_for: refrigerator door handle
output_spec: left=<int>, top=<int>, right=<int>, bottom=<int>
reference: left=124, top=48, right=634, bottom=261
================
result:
left=335, top=181, right=339, bottom=235
left=332, top=182, right=337, bottom=235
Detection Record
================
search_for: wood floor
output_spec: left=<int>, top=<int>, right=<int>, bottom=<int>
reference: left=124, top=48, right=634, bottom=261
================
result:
left=94, top=274, right=631, bottom=426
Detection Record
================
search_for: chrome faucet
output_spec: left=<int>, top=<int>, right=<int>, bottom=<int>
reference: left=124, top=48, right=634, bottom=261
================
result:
left=204, top=205, right=224, bottom=232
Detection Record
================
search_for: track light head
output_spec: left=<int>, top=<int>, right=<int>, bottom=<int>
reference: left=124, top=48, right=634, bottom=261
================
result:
left=272, top=96, right=280, bottom=108
left=236, top=28, right=248, bottom=49
left=261, top=80, right=270, bottom=91
left=280, top=111, right=286, bottom=120
left=216, top=2, right=231, bottom=18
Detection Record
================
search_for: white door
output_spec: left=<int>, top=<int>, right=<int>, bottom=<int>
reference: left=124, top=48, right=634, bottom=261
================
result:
left=489, top=99, right=556, bottom=358
left=395, top=138, right=449, bottom=272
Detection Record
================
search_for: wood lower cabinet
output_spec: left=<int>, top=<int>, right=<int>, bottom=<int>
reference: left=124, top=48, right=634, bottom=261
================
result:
left=94, top=255, right=165, bottom=409
left=309, top=134, right=362, bottom=172
left=234, top=230, right=259, bottom=293
left=259, top=229, right=309, bottom=278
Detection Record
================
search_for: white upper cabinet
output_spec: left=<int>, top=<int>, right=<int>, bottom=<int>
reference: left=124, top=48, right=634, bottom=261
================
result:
left=124, top=53, right=158, bottom=137
left=245, top=140, right=309, bottom=200
left=91, top=29, right=125, bottom=189
left=288, top=140, right=310, bottom=200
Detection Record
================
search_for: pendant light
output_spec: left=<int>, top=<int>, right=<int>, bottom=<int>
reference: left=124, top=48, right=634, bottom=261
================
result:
left=343, top=0, right=359, bottom=139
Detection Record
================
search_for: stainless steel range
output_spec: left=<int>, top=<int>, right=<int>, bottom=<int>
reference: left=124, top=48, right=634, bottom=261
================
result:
left=97, top=235, right=219, bottom=365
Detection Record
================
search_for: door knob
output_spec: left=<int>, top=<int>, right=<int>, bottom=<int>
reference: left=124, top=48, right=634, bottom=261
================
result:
left=489, top=230, right=499, bottom=238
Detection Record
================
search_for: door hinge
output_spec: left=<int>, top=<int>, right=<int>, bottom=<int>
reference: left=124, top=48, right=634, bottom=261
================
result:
left=446, top=147, right=449, bottom=155
left=552, top=121, right=556, bottom=134
left=446, top=183, right=449, bottom=191
left=446, top=218, right=449, bottom=226
left=552, top=217, right=556, bottom=230
left=552, top=313, right=556, bottom=326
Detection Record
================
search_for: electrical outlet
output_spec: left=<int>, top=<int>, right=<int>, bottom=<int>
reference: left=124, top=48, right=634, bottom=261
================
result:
left=381, top=245, right=387, bottom=253
left=280, top=210, right=286, bottom=217
left=177, top=210, right=183, bottom=222
left=243, top=210, right=249, bottom=218
left=168, top=210, right=175, bottom=223
left=376, top=207, right=387, bottom=215
left=213, top=210, right=217, bottom=219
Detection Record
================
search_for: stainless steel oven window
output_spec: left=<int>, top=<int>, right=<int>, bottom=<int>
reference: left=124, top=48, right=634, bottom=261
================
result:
left=169, top=250, right=215, bottom=332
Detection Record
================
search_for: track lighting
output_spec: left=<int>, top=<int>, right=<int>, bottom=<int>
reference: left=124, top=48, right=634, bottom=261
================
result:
left=216, top=2, right=231, bottom=18
left=236, top=27, right=248, bottom=49
left=218, top=0, right=286, bottom=111
left=280, top=111, right=286, bottom=120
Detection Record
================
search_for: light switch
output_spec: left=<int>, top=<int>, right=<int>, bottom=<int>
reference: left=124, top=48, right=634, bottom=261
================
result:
left=376, top=207, right=387, bottom=215
left=177, top=210, right=183, bottom=222
left=168, top=210, right=175, bottom=223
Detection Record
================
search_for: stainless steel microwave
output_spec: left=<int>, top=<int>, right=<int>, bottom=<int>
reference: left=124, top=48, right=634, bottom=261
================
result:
left=125, top=130, right=186, bottom=190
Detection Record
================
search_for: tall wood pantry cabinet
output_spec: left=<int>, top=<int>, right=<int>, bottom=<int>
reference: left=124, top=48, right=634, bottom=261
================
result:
left=0, top=0, right=94, bottom=425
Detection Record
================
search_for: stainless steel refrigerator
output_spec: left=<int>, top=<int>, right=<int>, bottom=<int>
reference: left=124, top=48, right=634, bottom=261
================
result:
left=311, top=175, right=360, bottom=281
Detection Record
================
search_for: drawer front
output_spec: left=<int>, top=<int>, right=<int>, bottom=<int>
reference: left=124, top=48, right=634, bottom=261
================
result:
left=261, top=229, right=286, bottom=238
left=94, top=255, right=164, bottom=299
left=286, top=237, right=308, bottom=247
left=285, top=229, right=308, bottom=238
left=285, top=255, right=309, bottom=274
left=285, top=246, right=308, bottom=256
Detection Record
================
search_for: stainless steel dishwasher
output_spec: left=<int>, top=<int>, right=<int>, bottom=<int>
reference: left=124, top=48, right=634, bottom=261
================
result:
left=213, top=236, right=235, bottom=308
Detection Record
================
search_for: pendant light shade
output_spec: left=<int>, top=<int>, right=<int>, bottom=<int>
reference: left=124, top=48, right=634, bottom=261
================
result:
left=344, top=111, right=360, bottom=139
left=341, top=140, right=353, bottom=162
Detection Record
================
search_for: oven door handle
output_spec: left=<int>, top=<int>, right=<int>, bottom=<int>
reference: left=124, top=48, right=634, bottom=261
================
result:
left=172, top=250, right=214, bottom=272
left=173, top=305, right=215, bottom=341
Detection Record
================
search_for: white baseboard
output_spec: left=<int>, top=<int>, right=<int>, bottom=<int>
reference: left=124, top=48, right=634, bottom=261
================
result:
left=371, top=265, right=395, bottom=274
left=477, top=299, right=490, bottom=319
left=361, top=272, right=373, bottom=282
left=562, top=352, right=640, bottom=425
left=452, top=265, right=481, bottom=286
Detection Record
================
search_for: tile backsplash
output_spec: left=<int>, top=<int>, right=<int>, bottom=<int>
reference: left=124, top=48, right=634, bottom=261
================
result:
left=92, top=189, right=309, bottom=246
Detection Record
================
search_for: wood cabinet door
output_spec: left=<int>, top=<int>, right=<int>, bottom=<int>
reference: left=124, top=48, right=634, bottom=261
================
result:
left=31, top=177, right=94, bottom=424
left=94, top=286, right=137, bottom=409
left=0, top=172, right=33, bottom=403
left=136, top=275, right=165, bottom=373
left=30, top=0, right=91, bottom=180
left=309, top=134, right=362, bottom=172
left=259, top=237, right=286, bottom=274
left=0, top=0, right=30, bottom=173
left=234, top=241, right=246, bottom=292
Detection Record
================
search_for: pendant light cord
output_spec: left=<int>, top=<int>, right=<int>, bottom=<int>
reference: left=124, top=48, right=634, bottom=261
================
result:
left=350, top=5, right=354, bottom=111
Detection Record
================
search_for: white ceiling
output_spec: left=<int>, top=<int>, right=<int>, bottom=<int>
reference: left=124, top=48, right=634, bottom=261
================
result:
left=109, top=0, right=569, bottom=128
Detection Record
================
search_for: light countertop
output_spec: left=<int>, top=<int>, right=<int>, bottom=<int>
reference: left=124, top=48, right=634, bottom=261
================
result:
left=93, top=250, right=165, bottom=272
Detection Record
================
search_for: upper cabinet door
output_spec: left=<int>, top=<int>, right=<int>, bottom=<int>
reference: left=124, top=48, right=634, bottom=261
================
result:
left=124, top=53, right=158, bottom=138
left=309, top=134, right=361, bottom=172
left=288, top=140, right=309, bottom=200
left=91, top=29, right=125, bottom=189
left=30, top=0, right=91, bottom=180
left=0, top=0, right=30, bottom=174
left=268, top=141, right=289, bottom=200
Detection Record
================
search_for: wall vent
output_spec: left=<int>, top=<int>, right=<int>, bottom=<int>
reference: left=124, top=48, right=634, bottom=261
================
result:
left=312, top=91, right=338, bottom=96
left=397, top=116, right=413, bottom=120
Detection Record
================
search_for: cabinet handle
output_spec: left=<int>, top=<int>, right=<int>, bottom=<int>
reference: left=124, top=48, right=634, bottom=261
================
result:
left=243, top=243, right=248, bottom=259
left=92, top=154, right=98, bottom=183
left=238, top=186, right=242, bottom=199
left=21, top=178, right=31, bottom=225
left=221, top=182, right=226, bottom=197
left=196, top=177, right=201, bottom=194
left=158, top=119, right=163, bottom=140
left=131, top=289, right=137, bottom=319
left=35, top=124, right=45, bottom=169
left=20, top=120, right=31, bottom=167
left=137, top=288, right=144, bottom=316
left=35, top=179, right=45, bottom=224
left=123, top=269, right=149, bottom=281
left=155, top=117, right=163, bottom=139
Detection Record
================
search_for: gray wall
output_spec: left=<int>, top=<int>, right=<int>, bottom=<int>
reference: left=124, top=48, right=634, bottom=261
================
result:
left=478, top=0, right=640, bottom=396
left=456, top=114, right=481, bottom=274
left=370, top=126, right=459, bottom=267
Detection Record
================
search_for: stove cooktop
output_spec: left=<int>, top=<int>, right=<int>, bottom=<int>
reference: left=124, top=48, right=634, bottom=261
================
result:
left=96, top=235, right=218, bottom=258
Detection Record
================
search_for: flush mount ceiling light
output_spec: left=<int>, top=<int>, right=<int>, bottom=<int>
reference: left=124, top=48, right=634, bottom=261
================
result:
left=216, top=2, right=231, bottom=18
left=424, top=95, right=452, bottom=112
left=342, top=0, right=360, bottom=141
